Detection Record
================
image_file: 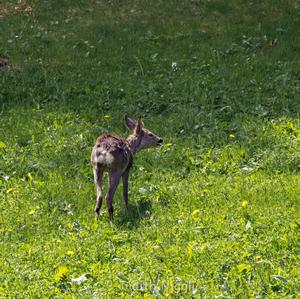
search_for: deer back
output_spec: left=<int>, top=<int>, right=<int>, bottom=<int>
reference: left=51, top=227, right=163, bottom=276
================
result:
left=91, top=134, right=132, bottom=173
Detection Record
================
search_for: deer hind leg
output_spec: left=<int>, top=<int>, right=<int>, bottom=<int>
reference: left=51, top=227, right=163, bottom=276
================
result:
left=122, top=169, right=129, bottom=211
left=94, top=167, right=104, bottom=219
left=106, top=170, right=121, bottom=221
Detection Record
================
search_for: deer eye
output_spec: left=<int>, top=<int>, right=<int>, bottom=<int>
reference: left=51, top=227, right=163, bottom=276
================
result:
left=149, top=133, right=154, bottom=137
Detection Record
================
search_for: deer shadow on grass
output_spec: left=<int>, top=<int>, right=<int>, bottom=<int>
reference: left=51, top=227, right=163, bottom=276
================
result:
left=115, top=198, right=152, bottom=228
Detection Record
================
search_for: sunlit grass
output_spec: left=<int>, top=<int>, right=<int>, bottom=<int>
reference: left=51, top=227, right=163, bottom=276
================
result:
left=0, top=0, right=299, bottom=297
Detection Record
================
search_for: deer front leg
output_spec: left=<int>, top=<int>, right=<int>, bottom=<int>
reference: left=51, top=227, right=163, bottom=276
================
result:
left=122, top=170, right=129, bottom=211
left=106, top=171, right=121, bottom=221
left=94, top=167, right=104, bottom=220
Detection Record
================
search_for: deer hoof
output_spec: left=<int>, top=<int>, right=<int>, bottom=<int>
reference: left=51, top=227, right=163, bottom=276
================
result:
left=95, top=209, right=100, bottom=220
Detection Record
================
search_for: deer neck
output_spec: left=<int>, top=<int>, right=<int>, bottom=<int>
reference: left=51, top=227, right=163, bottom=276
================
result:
left=126, top=134, right=143, bottom=155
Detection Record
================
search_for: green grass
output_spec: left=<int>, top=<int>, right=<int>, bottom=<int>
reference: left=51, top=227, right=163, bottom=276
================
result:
left=0, top=0, right=299, bottom=297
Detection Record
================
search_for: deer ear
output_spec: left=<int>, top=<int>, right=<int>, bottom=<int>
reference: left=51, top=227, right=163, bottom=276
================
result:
left=124, top=115, right=136, bottom=130
left=134, top=116, right=143, bottom=134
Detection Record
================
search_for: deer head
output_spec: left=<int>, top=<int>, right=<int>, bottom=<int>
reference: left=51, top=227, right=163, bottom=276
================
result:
left=124, top=115, right=163, bottom=153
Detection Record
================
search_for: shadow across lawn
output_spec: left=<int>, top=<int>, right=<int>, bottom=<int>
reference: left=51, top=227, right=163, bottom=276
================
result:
left=115, top=198, right=152, bottom=229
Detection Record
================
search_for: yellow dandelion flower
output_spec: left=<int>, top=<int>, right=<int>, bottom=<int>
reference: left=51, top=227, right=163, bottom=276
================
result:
left=66, top=250, right=75, bottom=256
left=203, top=189, right=209, bottom=193
left=229, top=134, right=236, bottom=139
left=28, top=209, right=36, bottom=215
left=192, top=209, right=200, bottom=217
left=6, top=188, right=13, bottom=194
left=55, top=266, right=68, bottom=281
left=241, top=200, right=249, bottom=208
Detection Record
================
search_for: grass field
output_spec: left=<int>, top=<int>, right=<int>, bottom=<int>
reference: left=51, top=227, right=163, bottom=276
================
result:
left=0, top=0, right=300, bottom=297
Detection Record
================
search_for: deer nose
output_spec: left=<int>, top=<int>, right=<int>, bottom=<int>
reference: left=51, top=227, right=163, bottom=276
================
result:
left=158, top=138, right=163, bottom=144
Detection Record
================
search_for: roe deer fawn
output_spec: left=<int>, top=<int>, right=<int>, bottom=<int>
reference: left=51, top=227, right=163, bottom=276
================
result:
left=91, top=115, right=163, bottom=220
